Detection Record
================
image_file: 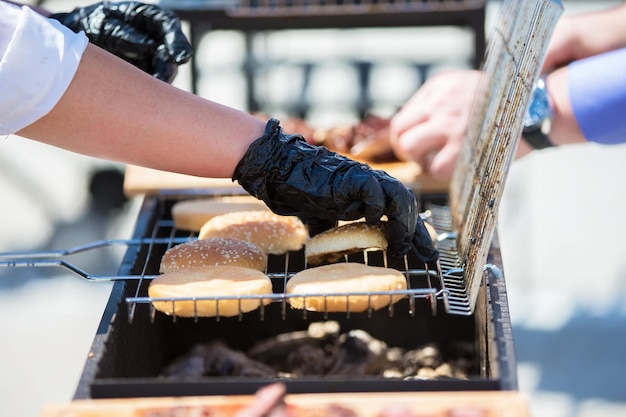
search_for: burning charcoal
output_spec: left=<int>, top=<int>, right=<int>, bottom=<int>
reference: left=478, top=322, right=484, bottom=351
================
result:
left=247, top=321, right=340, bottom=371
left=202, top=341, right=275, bottom=377
left=403, top=343, right=443, bottom=373
left=382, top=369, right=404, bottom=378
left=286, top=344, right=333, bottom=376
left=434, top=363, right=455, bottom=378
left=162, top=341, right=275, bottom=378
left=326, top=329, right=388, bottom=375
left=415, top=367, right=438, bottom=379
left=160, top=345, right=207, bottom=378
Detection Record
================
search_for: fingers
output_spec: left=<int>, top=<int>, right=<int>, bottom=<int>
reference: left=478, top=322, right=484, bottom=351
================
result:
left=344, top=165, right=386, bottom=223
left=412, top=218, right=439, bottom=264
left=374, top=171, right=416, bottom=257
left=115, top=2, right=192, bottom=64
left=100, top=18, right=155, bottom=60
left=130, top=4, right=192, bottom=64
left=392, top=121, right=447, bottom=167
left=235, top=383, right=288, bottom=417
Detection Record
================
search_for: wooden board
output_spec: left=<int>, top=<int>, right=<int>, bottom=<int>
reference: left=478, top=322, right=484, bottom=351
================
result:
left=123, top=162, right=450, bottom=198
left=41, top=391, right=530, bottom=417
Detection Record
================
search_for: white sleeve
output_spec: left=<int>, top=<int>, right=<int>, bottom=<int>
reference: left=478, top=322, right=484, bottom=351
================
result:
left=0, top=3, right=88, bottom=135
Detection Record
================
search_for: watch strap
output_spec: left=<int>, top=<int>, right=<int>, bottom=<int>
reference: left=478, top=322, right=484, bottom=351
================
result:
left=522, top=127, right=554, bottom=150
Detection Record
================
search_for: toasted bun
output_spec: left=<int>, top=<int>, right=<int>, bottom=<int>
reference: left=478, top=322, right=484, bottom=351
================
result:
left=305, top=221, right=387, bottom=266
left=172, top=196, right=270, bottom=231
left=286, top=262, right=407, bottom=312
left=160, top=238, right=267, bottom=273
left=199, top=210, right=308, bottom=255
left=149, top=266, right=273, bottom=317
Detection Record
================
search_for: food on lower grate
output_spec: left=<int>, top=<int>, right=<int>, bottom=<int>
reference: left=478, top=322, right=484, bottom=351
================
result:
left=305, top=221, right=387, bottom=266
left=172, top=196, right=270, bottom=231
left=199, top=210, right=309, bottom=255
left=311, top=115, right=396, bottom=163
left=279, top=114, right=397, bottom=164
left=159, top=237, right=268, bottom=273
left=161, top=322, right=474, bottom=381
left=148, top=266, right=273, bottom=317
left=286, top=263, right=406, bottom=312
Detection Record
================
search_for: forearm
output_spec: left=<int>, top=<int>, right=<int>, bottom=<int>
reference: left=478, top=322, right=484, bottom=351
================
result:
left=17, top=44, right=265, bottom=178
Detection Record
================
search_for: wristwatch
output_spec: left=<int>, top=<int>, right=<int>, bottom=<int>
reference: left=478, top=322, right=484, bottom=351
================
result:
left=522, top=74, right=554, bottom=149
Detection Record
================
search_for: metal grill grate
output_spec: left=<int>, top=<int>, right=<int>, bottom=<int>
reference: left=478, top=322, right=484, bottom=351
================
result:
left=122, top=194, right=473, bottom=321
left=0, top=192, right=473, bottom=320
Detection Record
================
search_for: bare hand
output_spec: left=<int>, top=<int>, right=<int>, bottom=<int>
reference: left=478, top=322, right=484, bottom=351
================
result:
left=542, top=3, right=626, bottom=71
left=389, top=70, right=482, bottom=181
left=235, top=383, right=289, bottom=417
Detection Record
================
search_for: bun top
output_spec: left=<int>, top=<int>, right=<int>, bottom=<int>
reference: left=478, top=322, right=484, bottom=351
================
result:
left=160, top=237, right=267, bottom=273
left=305, top=221, right=388, bottom=265
left=199, top=210, right=308, bottom=255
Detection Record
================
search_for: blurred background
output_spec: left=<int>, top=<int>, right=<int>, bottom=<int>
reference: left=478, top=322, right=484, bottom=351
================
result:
left=1, top=1, right=626, bottom=416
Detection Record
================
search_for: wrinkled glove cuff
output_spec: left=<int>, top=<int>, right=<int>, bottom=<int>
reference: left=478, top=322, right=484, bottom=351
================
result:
left=232, top=119, right=296, bottom=210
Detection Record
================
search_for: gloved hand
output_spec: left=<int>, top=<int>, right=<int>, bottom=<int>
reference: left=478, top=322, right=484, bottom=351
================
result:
left=50, top=1, right=192, bottom=83
left=233, top=119, right=439, bottom=263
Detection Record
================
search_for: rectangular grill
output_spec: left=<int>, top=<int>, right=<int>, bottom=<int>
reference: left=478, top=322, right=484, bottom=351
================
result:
left=70, top=0, right=560, bottom=399
left=74, top=190, right=517, bottom=399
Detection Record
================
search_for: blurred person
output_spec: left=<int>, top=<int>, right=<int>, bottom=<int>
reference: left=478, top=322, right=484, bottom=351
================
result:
left=0, top=1, right=438, bottom=261
left=389, top=2, right=626, bottom=181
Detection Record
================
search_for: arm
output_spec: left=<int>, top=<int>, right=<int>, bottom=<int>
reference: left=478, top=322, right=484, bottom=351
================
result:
left=390, top=3, right=626, bottom=179
left=2, top=1, right=436, bottom=259
left=18, top=43, right=264, bottom=179
left=542, top=2, right=626, bottom=71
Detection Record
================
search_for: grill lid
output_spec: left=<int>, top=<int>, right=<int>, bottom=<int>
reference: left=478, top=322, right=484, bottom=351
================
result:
left=448, top=0, right=562, bottom=313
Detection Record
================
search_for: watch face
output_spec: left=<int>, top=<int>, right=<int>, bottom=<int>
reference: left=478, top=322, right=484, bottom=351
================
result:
left=523, top=80, right=551, bottom=129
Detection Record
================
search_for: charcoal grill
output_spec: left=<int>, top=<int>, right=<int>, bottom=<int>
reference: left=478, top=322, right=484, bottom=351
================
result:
left=70, top=190, right=516, bottom=399
left=0, top=0, right=562, bottom=406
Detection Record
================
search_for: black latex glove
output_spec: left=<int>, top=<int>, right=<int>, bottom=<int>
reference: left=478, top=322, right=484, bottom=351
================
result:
left=50, top=1, right=192, bottom=83
left=233, top=119, right=439, bottom=263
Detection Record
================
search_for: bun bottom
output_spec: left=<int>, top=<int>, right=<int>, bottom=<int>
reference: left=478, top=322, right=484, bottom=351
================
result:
left=149, top=266, right=273, bottom=318
left=286, top=263, right=407, bottom=312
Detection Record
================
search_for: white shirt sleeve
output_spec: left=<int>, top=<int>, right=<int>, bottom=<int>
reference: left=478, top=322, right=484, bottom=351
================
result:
left=0, top=2, right=88, bottom=135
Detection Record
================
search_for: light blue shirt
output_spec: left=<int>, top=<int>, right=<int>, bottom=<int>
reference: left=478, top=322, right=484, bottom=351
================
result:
left=568, top=47, right=626, bottom=145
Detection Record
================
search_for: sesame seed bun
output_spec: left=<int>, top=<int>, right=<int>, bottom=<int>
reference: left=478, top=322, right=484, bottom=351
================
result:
left=159, top=238, right=267, bottom=273
left=172, top=196, right=270, bottom=231
left=198, top=210, right=308, bottom=255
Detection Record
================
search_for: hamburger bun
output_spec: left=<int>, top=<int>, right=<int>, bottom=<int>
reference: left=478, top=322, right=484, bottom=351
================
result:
left=286, top=262, right=407, bottom=312
left=172, top=196, right=270, bottom=231
left=160, top=238, right=267, bottom=273
left=199, top=210, right=308, bottom=255
left=149, top=266, right=273, bottom=318
left=305, top=221, right=387, bottom=266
